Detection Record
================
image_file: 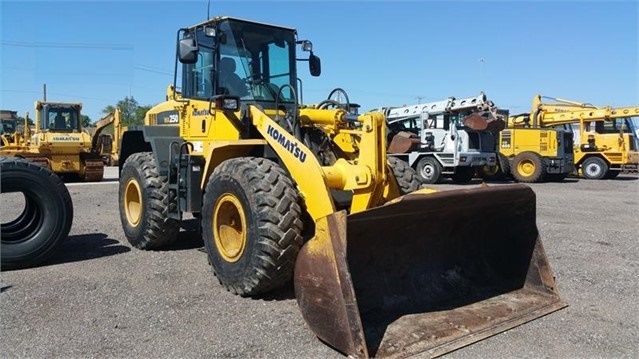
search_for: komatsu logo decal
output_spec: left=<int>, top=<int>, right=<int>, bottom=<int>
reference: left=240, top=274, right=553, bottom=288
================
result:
left=266, top=125, right=307, bottom=162
left=52, top=136, right=80, bottom=141
left=192, top=109, right=209, bottom=116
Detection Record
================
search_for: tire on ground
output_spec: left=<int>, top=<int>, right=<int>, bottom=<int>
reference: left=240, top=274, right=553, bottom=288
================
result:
left=388, top=157, right=421, bottom=194
left=118, top=152, right=179, bottom=249
left=581, top=157, right=608, bottom=180
left=482, top=152, right=511, bottom=181
left=1, top=157, right=73, bottom=270
left=415, top=156, right=442, bottom=184
left=512, top=151, right=546, bottom=183
left=201, top=157, right=303, bottom=296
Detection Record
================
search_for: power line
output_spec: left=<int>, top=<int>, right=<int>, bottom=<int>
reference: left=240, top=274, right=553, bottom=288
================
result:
left=133, top=65, right=173, bottom=76
left=1, top=40, right=133, bottom=51
left=0, top=89, right=116, bottom=102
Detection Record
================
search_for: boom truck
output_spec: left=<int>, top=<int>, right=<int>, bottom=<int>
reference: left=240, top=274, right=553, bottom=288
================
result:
left=0, top=101, right=104, bottom=181
left=116, top=16, right=566, bottom=358
left=515, top=95, right=639, bottom=179
left=382, top=92, right=504, bottom=184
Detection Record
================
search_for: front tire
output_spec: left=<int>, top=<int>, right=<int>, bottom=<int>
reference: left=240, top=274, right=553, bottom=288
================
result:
left=202, top=157, right=303, bottom=296
left=512, top=152, right=546, bottom=183
left=118, top=152, right=179, bottom=249
left=415, top=157, right=442, bottom=184
left=581, top=157, right=608, bottom=180
left=1, top=157, right=73, bottom=270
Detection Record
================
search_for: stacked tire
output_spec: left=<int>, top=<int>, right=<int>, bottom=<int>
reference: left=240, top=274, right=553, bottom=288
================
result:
left=1, top=157, right=73, bottom=270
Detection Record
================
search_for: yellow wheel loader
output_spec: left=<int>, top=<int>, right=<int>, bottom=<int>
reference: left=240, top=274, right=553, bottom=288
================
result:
left=0, top=101, right=104, bottom=181
left=117, top=16, right=567, bottom=358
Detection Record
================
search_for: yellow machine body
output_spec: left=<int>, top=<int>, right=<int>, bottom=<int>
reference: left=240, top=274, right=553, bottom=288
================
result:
left=0, top=100, right=104, bottom=181
left=117, top=16, right=567, bottom=358
left=509, top=95, right=639, bottom=179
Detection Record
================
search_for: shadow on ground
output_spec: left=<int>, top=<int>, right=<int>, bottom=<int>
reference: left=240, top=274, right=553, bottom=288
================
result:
left=46, top=232, right=130, bottom=266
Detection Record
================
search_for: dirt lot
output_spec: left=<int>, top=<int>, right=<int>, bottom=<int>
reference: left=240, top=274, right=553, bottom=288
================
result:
left=1, top=168, right=638, bottom=358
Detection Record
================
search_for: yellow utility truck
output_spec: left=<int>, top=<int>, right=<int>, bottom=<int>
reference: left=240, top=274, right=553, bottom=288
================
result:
left=494, top=105, right=575, bottom=183
left=522, top=95, right=639, bottom=179
left=0, top=101, right=104, bottom=181
left=117, top=16, right=566, bottom=358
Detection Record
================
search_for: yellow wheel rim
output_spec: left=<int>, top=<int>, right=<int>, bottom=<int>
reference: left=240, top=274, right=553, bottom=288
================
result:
left=517, top=160, right=536, bottom=177
left=124, top=178, right=142, bottom=226
left=213, top=193, right=247, bottom=263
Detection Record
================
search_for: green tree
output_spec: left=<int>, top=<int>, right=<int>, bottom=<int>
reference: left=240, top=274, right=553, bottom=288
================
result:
left=16, top=115, right=33, bottom=126
left=135, top=105, right=152, bottom=123
left=102, top=96, right=142, bottom=126
left=81, top=115, right=91, bottom=128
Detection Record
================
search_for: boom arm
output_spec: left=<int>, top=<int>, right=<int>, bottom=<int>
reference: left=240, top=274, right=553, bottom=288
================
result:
left=384, top=91, right=497, bottom=120
left=531, top=94, right=639, bottom=127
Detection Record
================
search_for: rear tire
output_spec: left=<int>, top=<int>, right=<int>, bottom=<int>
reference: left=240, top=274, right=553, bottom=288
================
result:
left=512, top=152, right=546, bottom=183
left=118, top=152, right=179, bottom=249
left=581, top=157, right=608, bottom=180
left=202, top=157, right=303, bottom=296
left=1, top=157, right=73, bottom=270
left=388, top=157, right=421, bottom=194
left=415, top=156, right=442, bottom=184
left=482, top=153, right=511, bottom=181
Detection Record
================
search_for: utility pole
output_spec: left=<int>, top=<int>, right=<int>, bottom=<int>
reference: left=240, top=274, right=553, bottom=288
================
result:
left=416, top=96, right=424, bottom=104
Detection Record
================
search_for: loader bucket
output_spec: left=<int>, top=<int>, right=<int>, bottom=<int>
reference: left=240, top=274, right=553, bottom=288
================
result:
left=294, top=184, right=567, bottom=359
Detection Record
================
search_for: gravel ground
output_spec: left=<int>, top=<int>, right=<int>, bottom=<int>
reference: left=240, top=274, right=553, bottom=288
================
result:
left=1, top=167, right=638, bottom=359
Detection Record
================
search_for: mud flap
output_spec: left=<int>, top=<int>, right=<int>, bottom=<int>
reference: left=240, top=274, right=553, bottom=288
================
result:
left=294, top=184, right=567, bottom=358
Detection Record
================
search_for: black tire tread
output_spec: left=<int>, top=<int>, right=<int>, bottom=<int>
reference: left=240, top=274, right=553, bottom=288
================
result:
left=1, top=156, right=73, bottom=270
left=119, top=152, right=179, bottom=250
left=388, top=157, right=421, bottom=194
left=203, top=157, right=303, bottom=296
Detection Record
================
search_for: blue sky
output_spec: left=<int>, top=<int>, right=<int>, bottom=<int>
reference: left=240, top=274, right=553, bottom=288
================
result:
left=1, top=0, right=637, bottom=122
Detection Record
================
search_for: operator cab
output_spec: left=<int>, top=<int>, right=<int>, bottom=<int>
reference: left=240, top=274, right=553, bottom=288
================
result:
left=176, top=17, right=321, bottom=112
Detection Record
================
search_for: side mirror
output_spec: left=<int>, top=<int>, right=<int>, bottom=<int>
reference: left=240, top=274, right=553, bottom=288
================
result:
left=309, top=53, right=321, bottom=77
left=178, top=37, right=198, bottom=64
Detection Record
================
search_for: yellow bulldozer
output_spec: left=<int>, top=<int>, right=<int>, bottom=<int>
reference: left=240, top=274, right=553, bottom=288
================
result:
left=117, top=16, right=567, bottom=358
left=0, top=100, right=104, bottom=181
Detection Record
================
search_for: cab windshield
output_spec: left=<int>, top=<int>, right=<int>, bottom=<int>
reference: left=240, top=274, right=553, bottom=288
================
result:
left=182, top=19, right=298, bottom=106
left=42, top=106, right=80, bottom=132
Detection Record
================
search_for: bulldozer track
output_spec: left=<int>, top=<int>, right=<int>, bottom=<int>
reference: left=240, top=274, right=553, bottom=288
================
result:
left=82, top=159, right=105, bottom=182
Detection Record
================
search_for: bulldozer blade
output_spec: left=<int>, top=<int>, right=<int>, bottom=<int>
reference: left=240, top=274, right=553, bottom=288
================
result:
left=294, top=184, right=567, bottom=359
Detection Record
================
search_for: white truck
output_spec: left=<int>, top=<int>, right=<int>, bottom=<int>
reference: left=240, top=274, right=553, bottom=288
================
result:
left=383, top=92, right=504, bottom=183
